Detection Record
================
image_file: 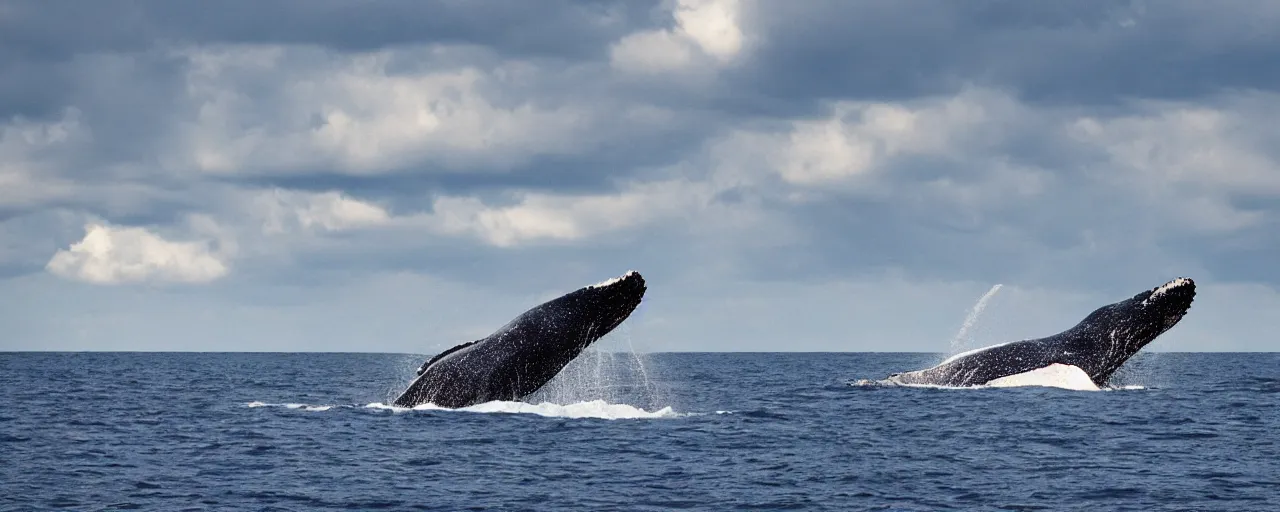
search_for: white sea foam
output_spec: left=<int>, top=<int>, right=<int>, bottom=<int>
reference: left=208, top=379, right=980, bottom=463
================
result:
left=248, top=399, right=677, bottom=419
left=246, top=401, right=333, bottom=411
left=374, top=399, right=676, bottom=419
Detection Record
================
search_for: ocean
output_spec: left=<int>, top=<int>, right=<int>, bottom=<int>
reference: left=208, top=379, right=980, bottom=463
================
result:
left=2, top=351, right=1277, bottom=511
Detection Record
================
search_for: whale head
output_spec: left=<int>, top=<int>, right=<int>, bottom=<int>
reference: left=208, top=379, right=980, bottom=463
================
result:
left=555, top=270, right=648, bottom=344
left=493, top=270, right=648, bottom=359
left=1071, top=276, right=1196, bottom=382
left=1135, top=277, right=1196, bottom=332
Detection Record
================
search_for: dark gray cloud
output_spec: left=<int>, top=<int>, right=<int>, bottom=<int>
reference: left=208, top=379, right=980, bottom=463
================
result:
left=736, top=1, right=1280, bottom=105
left=0, top=1, right=662, bottom=127
left=0, top=1, right=662, bottom=58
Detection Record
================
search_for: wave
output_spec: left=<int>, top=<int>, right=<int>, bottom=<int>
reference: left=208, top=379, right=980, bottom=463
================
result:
left=247, top=399, right=678, bottom=420
left=246, top=402, right=333, bottom=411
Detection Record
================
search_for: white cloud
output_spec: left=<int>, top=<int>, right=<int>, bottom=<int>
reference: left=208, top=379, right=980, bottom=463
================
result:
left=610, top=30, right=698, bottom=74
left=251, top=189, right=391, bottom=234
left=610, top=0, right=746, bottom=74
left=712, top=88, right=1012, bottom=186
left=425, top=180, right=710, bottom=247
left=46, top=222, right=230, bottom=285
left=701, top=88, right=1276, bottom=243
left=1069, top=105, right=1280, bottom=192
left=174, top=45, right=597, bottom=176
left=1067, top=96, right=1280, bottom=232
left=675, top=0, right=746, bottom=61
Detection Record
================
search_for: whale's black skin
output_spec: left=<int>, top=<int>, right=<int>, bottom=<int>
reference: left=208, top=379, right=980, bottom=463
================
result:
left=887, top=277, right=1196, bottom=388
left=393, top=271, right=646, bottom=408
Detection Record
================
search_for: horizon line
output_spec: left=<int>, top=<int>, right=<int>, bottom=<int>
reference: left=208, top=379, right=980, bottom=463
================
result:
left=2, top=350, right=1273, bottom=354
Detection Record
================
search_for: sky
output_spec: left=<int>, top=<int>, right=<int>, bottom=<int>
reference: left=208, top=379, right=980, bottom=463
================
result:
left=3, top=0, right=1278, bottom=353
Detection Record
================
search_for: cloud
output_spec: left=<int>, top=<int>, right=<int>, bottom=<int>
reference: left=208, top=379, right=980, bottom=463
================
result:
left=0, top=108, right=83, bottom=210
left=251, top=188, right=391, bottom=234
left=0, top=1, right=659, bottom=60
left=172, top=45, right=605, bottom=176
left=424, top=180, right=709, bottom=247
left=731, top=88, right=1015, bottom=186
left=705, top=87, right=1043, bottom=212
left=686, top=86, right=1280, bottom=290
left=728, top=1, right=1280, bottom=106
left=610, top=0, right=746, bottom=74
left=46, top=222, right=231, bottom=285
left=1067, top=97, right=1280, bottom=233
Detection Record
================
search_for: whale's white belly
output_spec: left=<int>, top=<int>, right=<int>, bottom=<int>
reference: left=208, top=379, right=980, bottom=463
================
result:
left=985, top=363, right=1100, bottom=391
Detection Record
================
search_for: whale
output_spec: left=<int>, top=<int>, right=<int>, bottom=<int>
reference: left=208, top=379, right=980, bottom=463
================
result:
left=393, top=271, right=647, bottom=408
left=885, top=277, right=1196, bottom=388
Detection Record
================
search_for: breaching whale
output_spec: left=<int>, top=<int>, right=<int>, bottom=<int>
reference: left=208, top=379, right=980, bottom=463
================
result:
left=885, top=277, right=1196, bottom=388
left=393, top=271, right=646, bottom=408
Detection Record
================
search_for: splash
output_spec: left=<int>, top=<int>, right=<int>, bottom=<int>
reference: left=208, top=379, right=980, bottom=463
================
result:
left=246, top=400, right=676, bottom=419
left=1107, top=351, right=1161, bottom=389
left=369, top=399, right=677, bottom=419
left=525, top=326, right=664, bottom=410
left=948, top=283, right=1003, bottom=356
left=253, top=329, right=672, bottom=420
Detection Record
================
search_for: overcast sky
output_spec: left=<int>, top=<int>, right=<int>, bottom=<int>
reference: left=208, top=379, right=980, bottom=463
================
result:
left=3, top=0, right=1278, bottom=353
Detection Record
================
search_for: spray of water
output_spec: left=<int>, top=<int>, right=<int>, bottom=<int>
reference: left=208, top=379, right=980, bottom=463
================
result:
left=385, top=353, right=427, bottom=404
left=521, top=323, right=662, bottom=410
left=948, top=284, right=1003, bottom=356
left=622, top=323, right=657, bottom=398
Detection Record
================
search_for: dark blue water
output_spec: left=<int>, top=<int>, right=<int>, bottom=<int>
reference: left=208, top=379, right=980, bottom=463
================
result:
left=3, top=352, right=1278, bottom=511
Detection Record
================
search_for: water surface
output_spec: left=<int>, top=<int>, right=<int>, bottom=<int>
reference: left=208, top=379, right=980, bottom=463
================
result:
left=3, top=352, right=1276, bottom=511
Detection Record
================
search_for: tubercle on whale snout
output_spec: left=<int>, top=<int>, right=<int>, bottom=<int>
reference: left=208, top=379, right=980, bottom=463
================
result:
left=1140, top=277, right=1196, bottom=309
left=587, top=270, right=645, bottom=290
